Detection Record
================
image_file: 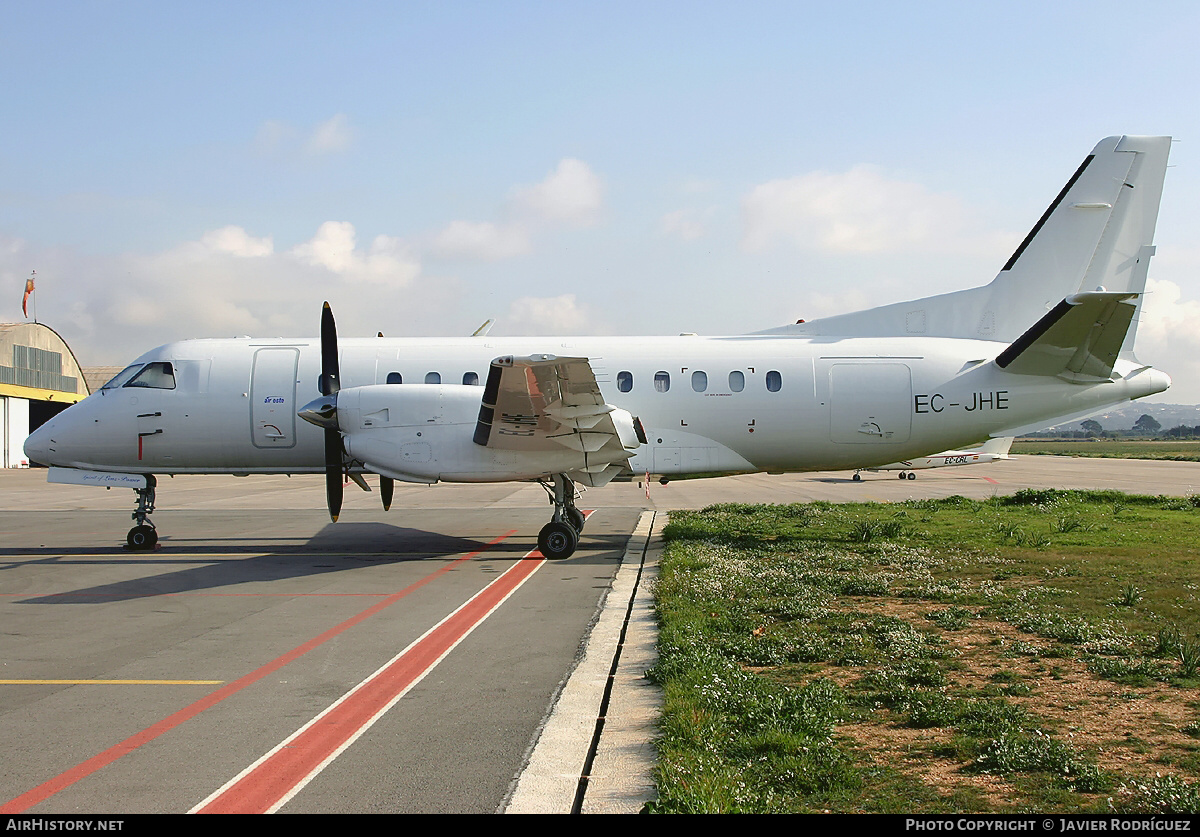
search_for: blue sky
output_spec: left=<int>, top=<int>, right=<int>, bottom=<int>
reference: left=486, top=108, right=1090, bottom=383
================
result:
left=3, top=1, right=1199, bottom=401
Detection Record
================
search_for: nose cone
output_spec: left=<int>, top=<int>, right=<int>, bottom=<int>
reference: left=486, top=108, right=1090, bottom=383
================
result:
left=23, top=419, right=58, bottom=466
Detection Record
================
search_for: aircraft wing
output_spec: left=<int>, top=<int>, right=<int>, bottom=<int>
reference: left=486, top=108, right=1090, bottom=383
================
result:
left=472, top=354, right=644, bottom=466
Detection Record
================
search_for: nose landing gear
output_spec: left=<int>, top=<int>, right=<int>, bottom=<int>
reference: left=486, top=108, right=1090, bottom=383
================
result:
left=126, top=476, right=158, bottom=550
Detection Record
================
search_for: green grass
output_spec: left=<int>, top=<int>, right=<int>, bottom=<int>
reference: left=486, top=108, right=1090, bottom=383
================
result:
left=1012, top=439, right=1200, bottom=461
left=649, top=491, right=1200, bottom=813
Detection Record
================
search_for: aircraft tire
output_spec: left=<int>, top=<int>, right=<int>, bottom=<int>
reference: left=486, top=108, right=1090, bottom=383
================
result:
left=566, top=507, right=585, bottom=533
left=852, top=473, right=861, bottom=481
left=127, top=525, right=158, bottom=550
left=907, top=472, right=917, bottom=480
left=538, top=521, right=578, bottom=559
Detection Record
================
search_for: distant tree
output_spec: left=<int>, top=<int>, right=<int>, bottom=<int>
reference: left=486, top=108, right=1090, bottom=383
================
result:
left=1080, top=419, right=1103, bottom=437
left=1133, top=414, right=1162, bottom=435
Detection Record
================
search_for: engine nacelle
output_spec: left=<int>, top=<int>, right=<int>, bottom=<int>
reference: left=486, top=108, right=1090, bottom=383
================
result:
left=332, top=384, right=627, bottom=483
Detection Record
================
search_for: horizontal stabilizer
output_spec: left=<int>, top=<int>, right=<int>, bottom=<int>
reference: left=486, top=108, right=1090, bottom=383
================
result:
left=995, top=291, right=1137, bottom=380
left=978, top=436, right=1014, bottom=457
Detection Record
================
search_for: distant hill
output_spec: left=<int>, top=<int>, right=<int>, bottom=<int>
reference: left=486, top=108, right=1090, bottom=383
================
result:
left=1037, top=403, right=1200, bottom=434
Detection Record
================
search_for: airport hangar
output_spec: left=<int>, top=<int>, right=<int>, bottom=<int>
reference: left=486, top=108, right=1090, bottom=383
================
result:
left=0, top=322, right=103, bottom=468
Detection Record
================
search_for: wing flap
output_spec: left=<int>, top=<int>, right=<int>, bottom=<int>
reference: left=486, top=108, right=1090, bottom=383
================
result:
left=473, top=354, right=641, bottom=465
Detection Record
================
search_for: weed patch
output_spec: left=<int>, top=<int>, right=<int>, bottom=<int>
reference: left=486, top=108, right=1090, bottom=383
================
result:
left=652, top=494, right=1200, bottom=812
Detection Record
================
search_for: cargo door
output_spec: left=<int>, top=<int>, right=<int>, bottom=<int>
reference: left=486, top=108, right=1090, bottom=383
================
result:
left=829, top=362, right=912, bottom=444
left=250, top=347, right=300, bottom=449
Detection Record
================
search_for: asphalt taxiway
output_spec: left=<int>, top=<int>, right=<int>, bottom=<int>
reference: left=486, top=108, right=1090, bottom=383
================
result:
left=2, top=455, right=1198, bottom=814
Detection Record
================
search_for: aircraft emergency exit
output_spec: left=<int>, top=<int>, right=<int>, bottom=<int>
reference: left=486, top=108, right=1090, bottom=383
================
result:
left=25, top=136, right=1175, bottom=558
left=852, top=436, right=1013, bottom=480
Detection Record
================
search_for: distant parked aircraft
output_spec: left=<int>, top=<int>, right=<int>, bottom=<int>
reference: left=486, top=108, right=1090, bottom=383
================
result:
left=853, top=437, right=1014, bottom=480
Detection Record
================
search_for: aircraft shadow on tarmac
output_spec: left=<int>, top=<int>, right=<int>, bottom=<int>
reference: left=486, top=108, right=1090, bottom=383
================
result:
left=11, top=521, right=631, bottom=605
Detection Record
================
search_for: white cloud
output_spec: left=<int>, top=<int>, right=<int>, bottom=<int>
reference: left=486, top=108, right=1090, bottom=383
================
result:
left=200, top=226, right=274, bottom=257
left=1113, top=273, right=1200, bottom=403
left=660, top=208, right=709, bottom=241
left=427, top=158, right=606, bottom=263
left=251, top=114, right=353, bottom=158
left=306, top=113, right=353, bottom=155
left=429, top=220, right=531, bottom=261
left=512, top=158, right=604, bottom=226
left=742, top=165, right=987, bottom=254
left=253, top=120, right=295, bottom=155
left=0, top=220, right=438, bottom=368
left=504, top=294, right=592, bottom=335
left=292, top=221, right=420, bottom=284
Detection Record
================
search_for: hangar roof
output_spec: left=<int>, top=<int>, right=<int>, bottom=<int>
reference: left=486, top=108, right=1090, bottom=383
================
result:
left=0, top=322, right=89, bottom=403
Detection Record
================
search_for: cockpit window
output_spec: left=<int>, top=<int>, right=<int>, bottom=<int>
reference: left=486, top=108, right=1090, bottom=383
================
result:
left=102, top=364, right=144, bottom=390
left=124, top=361, right=176, bottom=390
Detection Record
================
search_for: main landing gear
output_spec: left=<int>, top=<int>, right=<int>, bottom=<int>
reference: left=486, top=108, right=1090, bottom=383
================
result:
left=126, top=475, right=158, bottom=550
left=537, top=473, right=584, bottom=559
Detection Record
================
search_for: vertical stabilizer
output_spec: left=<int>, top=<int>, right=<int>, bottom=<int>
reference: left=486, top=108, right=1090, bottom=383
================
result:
left=982, top=135, right=1169, bottom=347
left=760, top=136, right=1172, bottom=347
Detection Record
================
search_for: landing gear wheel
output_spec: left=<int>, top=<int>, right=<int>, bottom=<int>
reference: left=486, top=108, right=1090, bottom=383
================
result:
left=907, top=472, right=917, bottom=480
left=898, top=472, right=907, bottom=479
left=538, top=521, right=578, bottom=559
left=853, top=473, right=862, bottom=481
left=566, top=507, right=585, bottom=533
left=127, top=525, right=158, bottom=550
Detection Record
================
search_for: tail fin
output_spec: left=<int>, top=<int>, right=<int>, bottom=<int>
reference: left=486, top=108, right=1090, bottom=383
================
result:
left=761, top=136, right=1171, bottom=346
left=979, top=436, right=1014, bottom=457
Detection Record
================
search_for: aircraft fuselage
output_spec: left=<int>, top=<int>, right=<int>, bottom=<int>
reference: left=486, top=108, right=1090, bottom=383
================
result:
left=29, top=333, right=1168, bottom=481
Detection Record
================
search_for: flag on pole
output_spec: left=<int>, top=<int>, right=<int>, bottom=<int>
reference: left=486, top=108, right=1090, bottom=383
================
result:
left=22, top=272, right=35, bottom=318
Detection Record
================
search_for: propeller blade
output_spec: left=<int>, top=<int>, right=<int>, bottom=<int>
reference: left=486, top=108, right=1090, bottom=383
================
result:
left=320, top=301, right=340, bottom=396
left=380, top=476, right=394, bottom=511
left=324, top=431, right=343, bottom=522
left=319, top=302, right=343, bottom=522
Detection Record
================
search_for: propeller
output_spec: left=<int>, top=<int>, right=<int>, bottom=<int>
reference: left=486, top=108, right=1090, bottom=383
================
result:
left=299, top=302, right=395, bottom=516
left=320, top=302, right=343, bottom=522
left=293, top=302, right=346, bottom=522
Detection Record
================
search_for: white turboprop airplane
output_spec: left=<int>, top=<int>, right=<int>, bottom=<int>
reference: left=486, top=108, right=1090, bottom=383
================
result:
left=25, top=136, right=1174, bottom=558
left=852, top=436, right=1013, bottom=480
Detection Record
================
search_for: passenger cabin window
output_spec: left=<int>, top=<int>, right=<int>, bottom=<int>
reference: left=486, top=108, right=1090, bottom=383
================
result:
left=766, top=370, right=782, bottom=392
left=463, top=372, right=479, bottom=386
left=691, top=370, right=707, bottom=392
left=102, top=364, right=144, bottom=389
left=617, top=371, right=633, bottom=392
left=654, top=371, right=670, bottom=393
left=124, top=362, right=176, bottom=390
left=425, top=372, right=441, bottom=384
left=386, top=372, right=403, bottom=384
left=729, top=370, right=745, bottom=392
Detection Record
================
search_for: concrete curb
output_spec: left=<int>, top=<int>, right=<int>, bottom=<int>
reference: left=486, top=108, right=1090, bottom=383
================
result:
left=504, top=510, right=663, bottom=814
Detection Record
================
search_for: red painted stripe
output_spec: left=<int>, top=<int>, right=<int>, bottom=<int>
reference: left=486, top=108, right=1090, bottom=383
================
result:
left=193, top=552, right=547, bottom=814
left=0, top=531, right=517, bottom=814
